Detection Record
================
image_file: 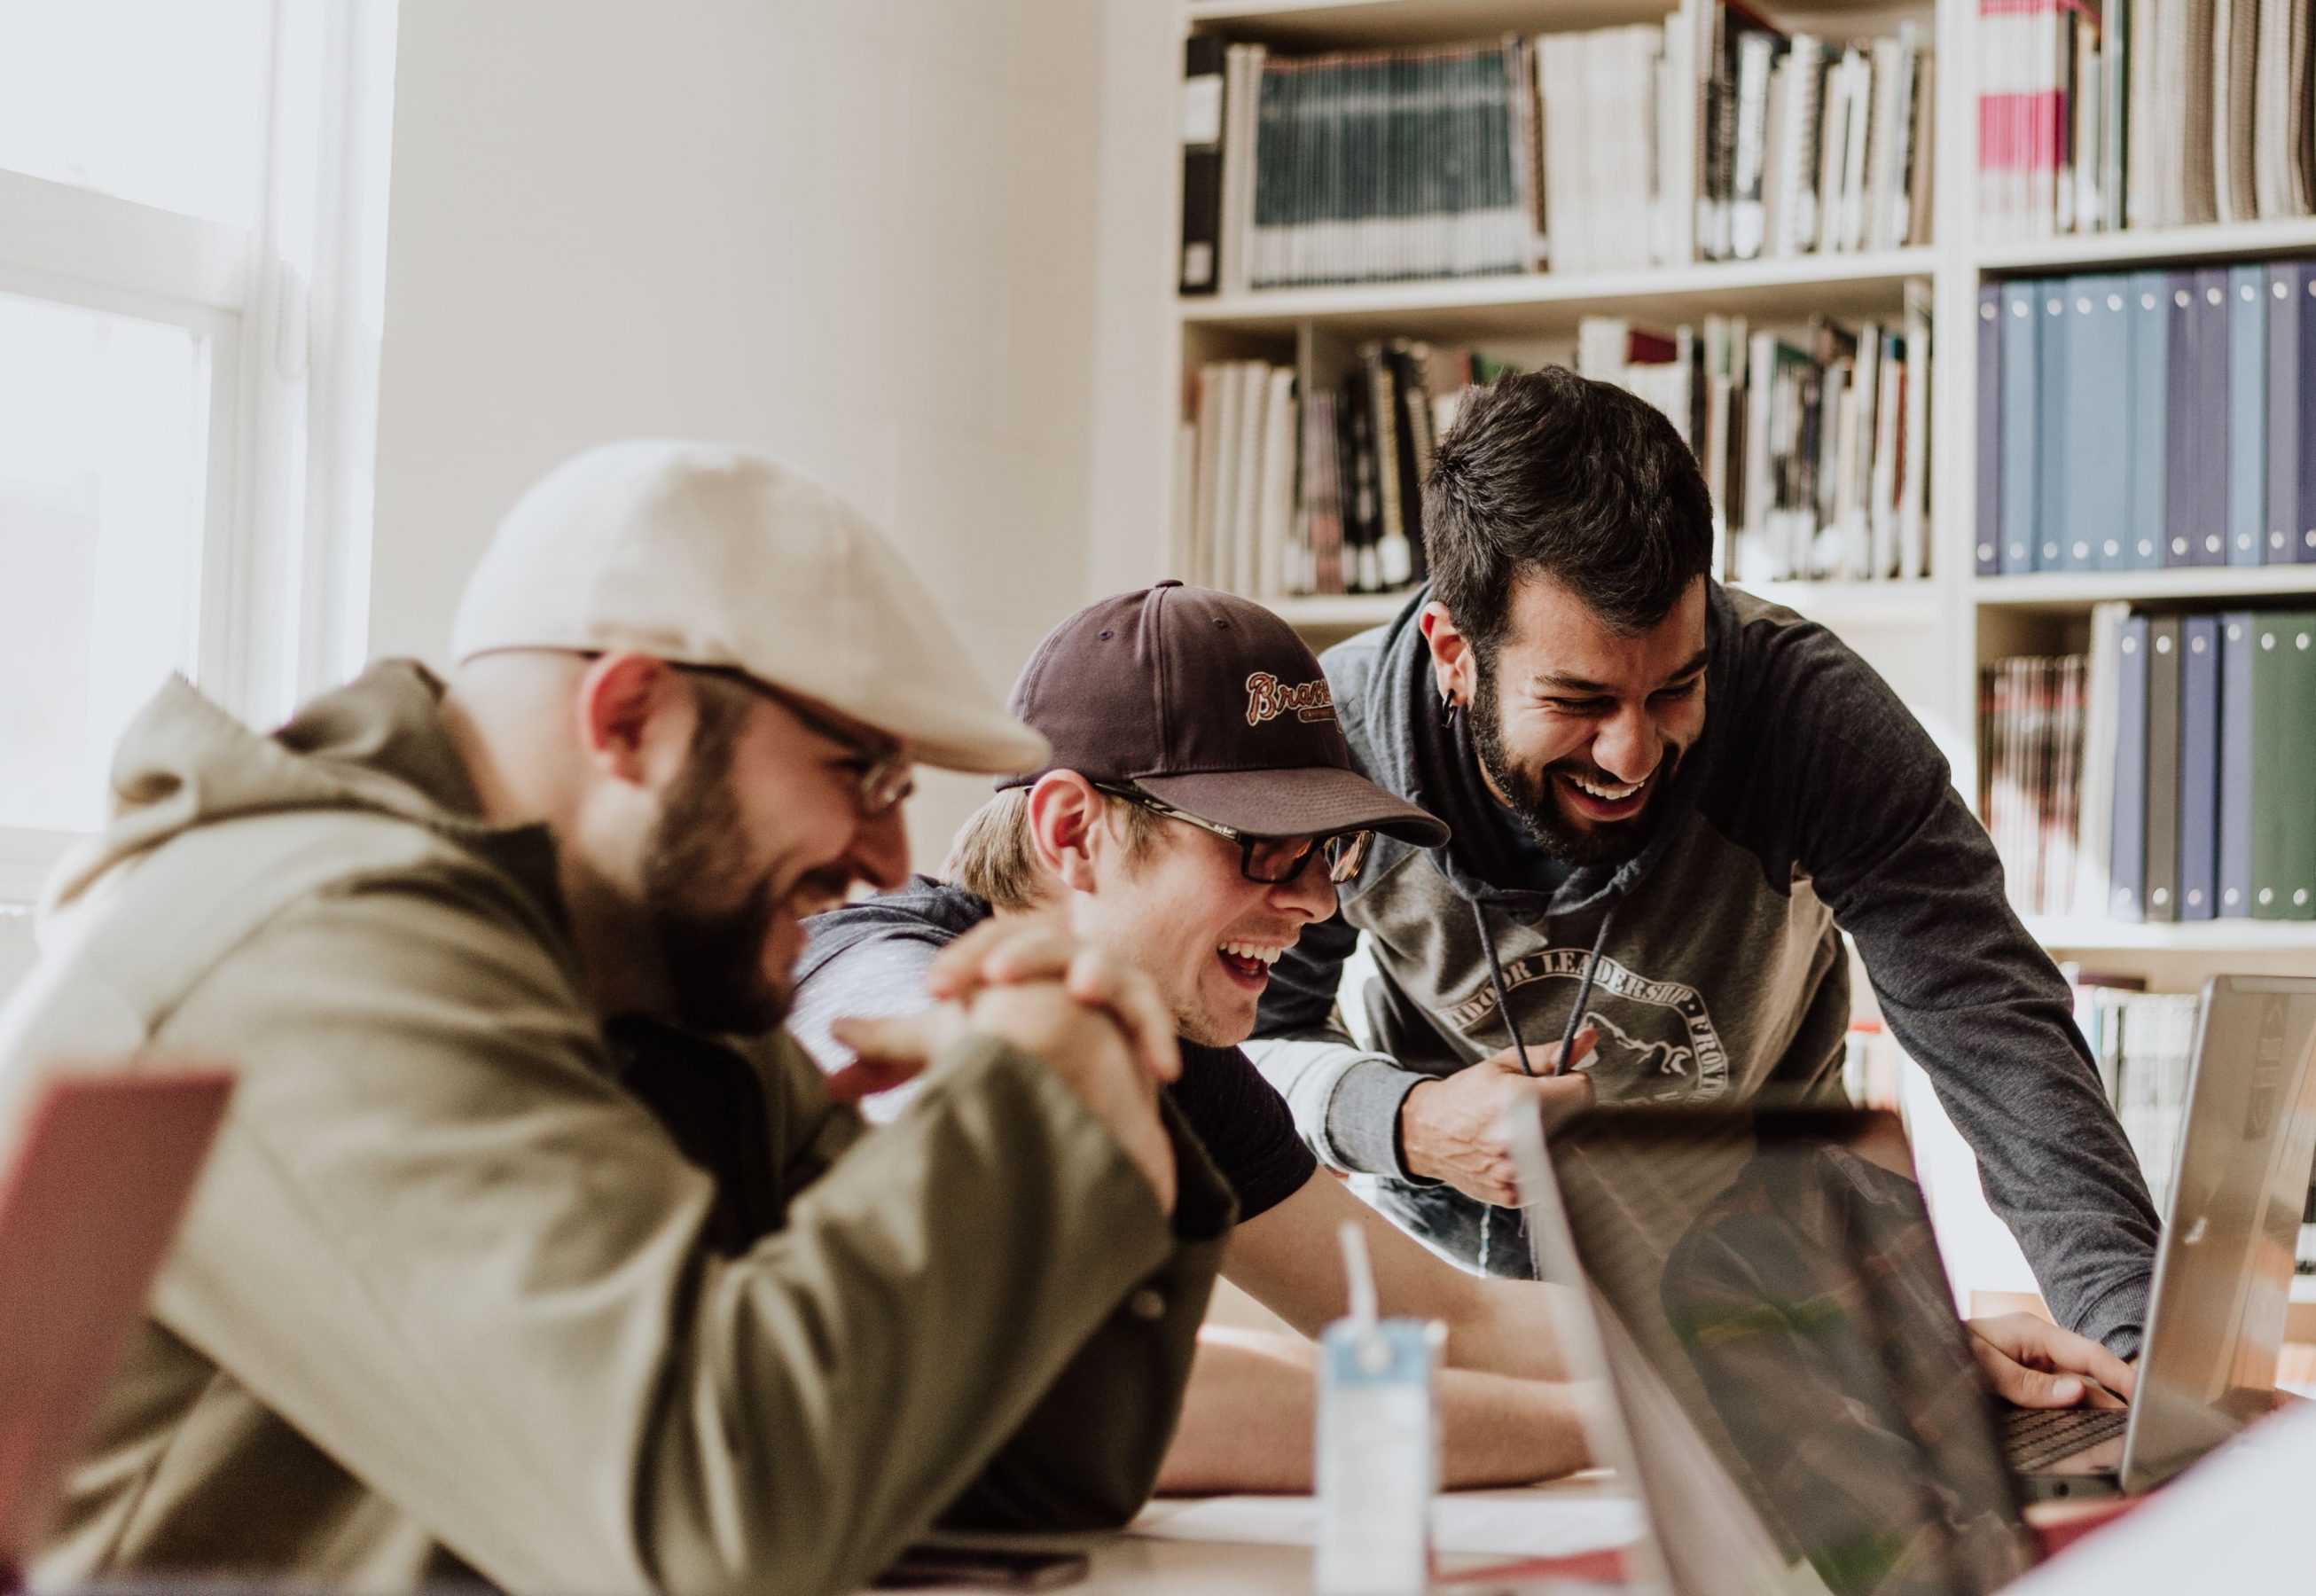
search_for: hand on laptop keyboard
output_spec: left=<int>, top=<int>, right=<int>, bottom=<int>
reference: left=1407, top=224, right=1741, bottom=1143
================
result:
left=1968, top=1313, right=2136, bottom=1409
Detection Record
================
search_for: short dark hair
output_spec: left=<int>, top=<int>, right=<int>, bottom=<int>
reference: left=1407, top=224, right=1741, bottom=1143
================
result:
left=1424, top=366, right=1714, bottom=654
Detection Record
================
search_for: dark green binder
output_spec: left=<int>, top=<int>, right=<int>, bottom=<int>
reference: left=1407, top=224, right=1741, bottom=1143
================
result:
left=2249, top=610, right=2316, bottom=919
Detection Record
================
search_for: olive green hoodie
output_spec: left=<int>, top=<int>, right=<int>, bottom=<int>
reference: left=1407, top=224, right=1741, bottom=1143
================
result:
left=0, top=662, right=1232, bottom=1594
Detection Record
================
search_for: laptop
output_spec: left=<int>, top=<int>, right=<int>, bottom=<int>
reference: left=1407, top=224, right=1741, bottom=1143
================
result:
left=1510, top=1102, right=2033, bottom=1596
left=2000, top=974, right=2316, bottom=1496
left=0, top=1068, right=233, bottom=1581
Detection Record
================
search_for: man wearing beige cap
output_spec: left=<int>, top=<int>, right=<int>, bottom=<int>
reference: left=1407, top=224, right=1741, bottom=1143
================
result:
left=0, top=441, right=1235, bottom=1594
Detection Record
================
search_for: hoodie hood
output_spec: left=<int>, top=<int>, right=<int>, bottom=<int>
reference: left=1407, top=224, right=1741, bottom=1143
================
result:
left=44, top=661, right=561, bottom=924
left=1354, top=580, right=1745, bottom=922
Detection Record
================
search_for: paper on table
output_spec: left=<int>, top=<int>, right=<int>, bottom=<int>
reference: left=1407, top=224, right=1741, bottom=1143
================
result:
left=1130, top=1493, right=1644, bottom=1559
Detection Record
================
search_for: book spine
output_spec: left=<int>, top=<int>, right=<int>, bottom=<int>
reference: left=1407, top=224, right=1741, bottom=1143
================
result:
left=2298, top=265, right=2316, bottom=563
left=2142, top=614, right=2183, bottom=920
left=1977, top=286, right=2003, bottom=574
left=2036, top=282, right=2069, bottom=572
left=2126, top=270, right=2169, bottom=569
left=2269, top=265, right=2303, bottom=563
left=2227, top=263, right=2267, bottom=565
left=2192, top=269, right=2233, bottom=565
left=2218, top=610, right=2255, bottom=914
left=2178, top=614, right=2221, bottom=918
left=2082, top=276, right=2131, bottom=570
left=2000, top=282, right=2039, bottom=572
left=1179, top=36, right=1227, bottom=295
left=2163, top=273, right=2198, bottom=567
left=2109, top=612, right=2150, bottom=919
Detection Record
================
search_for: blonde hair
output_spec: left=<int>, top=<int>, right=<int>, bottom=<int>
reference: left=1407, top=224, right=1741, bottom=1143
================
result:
left=944, top=785, right=1162, bottom=911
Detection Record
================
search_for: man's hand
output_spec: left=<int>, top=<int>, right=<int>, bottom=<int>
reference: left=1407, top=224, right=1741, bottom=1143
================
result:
left=1399, top=1031, right=1597, bottom=1207
left=924, top=917, right=1182, bottom=1086
left=829, top=929, right=1180, bottom=1212
left=1968, top=1313, right=2137, bottom=1409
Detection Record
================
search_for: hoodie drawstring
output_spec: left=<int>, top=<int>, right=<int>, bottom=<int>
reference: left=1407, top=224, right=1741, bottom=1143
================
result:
left=1470, top=896, right=1621, bottom=1271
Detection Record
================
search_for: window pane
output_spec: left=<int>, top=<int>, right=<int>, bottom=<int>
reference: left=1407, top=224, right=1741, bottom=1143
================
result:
left=0, top=293, right=209, bottom=833
left=0, top=1, right=272, bottom=226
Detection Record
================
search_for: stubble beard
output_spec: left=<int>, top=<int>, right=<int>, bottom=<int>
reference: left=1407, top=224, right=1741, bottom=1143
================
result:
left=1468, top=662, right=1678, bottom=870
left=641, top=715, right=787, bottom=1037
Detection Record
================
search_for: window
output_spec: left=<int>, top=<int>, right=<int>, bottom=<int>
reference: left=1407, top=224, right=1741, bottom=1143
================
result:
left=0, top=1, right=397, bottom=904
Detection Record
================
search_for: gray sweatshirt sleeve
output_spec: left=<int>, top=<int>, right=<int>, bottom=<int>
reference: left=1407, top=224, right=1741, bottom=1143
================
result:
left=1752, top=632, right=2159, bottom=1356
left=1247, top=911, right=1429, bottom=1179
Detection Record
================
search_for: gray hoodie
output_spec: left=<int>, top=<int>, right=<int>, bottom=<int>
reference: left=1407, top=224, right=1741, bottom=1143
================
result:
left=1247, top=582, right=2158, bottom=1357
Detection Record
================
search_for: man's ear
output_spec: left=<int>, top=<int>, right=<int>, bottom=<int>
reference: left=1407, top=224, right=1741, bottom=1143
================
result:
left=573, top=652, right=692, bottom=788
left=1419, top=601, right=1477, bottom=709
left=1024, top=771, right=1107, bottom=895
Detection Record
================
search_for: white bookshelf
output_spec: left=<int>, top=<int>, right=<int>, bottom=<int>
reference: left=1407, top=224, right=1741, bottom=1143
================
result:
left=1182, top=248, right=1939, bottom=336
left=1090, top=0, right=2316, bottom=1342
left=1980, top=215, right=2316, bottom=273
left=1089, top=0, right=2316, bottom=974
left=1975, top=567, right=2316, bottom=607
left=2025, top=916, right=2316, bottom=952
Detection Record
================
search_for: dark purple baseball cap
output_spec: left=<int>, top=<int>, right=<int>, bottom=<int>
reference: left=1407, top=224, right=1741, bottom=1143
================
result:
left=998, top=582, right=1448, bottom=846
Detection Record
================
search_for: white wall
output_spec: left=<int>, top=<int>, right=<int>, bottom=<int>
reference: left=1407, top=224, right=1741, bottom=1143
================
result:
left=370, top=0, right=1107, bottom=862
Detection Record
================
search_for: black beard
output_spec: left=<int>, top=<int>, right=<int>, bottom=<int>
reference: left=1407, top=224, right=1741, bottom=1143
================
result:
left=1469, top=664, right=1678, bottom=869
left=641, top=717, right=787, bottom=1036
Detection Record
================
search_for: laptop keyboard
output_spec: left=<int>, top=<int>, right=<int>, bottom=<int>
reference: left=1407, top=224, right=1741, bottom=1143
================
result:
left=2003, top=1406, right=2129, bottom=1472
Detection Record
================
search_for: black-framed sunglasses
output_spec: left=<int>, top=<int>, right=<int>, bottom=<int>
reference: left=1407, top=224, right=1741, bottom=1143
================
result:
left=679, top=665, right=915, bottom=818
left=1093, top=782, right=1373, bottom=886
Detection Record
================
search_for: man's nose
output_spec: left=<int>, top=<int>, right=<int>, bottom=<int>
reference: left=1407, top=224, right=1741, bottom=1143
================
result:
left=1273, top=853, right=1339, bottom=920
left=1592, top=705, right=1658, bottom=782
left=849, top=804, right=912, bottom=894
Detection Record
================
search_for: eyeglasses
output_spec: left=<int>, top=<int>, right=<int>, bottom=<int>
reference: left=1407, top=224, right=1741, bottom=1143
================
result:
left=681, top=666, right=915, bottom=818
left=1094, top=783, right=1373, bottom=886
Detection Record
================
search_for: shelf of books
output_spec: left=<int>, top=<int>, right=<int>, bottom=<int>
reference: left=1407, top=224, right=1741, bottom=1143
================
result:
left=1174, top=0, right=1942, bottom=625
left=1146, top=0, right=2316, bottom=967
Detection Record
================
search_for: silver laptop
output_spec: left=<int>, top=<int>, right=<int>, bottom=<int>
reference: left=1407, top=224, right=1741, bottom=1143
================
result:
left=2007, top=973, right=2316, bottom=1495
left=1504, top=974, right=2316, bottom=1592
left=1509, top=1103, right=2031, bottom=1596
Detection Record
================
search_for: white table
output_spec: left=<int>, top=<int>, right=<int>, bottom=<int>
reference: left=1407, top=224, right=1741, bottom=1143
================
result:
left=907, top=1478, right=1633, bottom=1593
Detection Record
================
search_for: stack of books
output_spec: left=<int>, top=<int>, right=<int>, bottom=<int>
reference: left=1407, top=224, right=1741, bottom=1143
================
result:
left=1583, top=308, right=1936, bottom=585
left=1982, top=602, right=2316, bottom=927
left=1980, top=653, right=2088, bottom=917
left=1710, top=293, right=1935, bottom=583
left=2069, top=977, right=2199, bottom=1219
left=1975, top=262, right=2316, bottom=575
left=1976, top=0, right=2316, bottom=244
left=1178, top=6, right=1936, bottom=295
left=1178, top=344, right=1515, bottom=598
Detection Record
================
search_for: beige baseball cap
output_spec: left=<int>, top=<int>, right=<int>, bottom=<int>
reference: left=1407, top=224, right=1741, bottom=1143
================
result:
left=450, top=439, right=1047, bottom=774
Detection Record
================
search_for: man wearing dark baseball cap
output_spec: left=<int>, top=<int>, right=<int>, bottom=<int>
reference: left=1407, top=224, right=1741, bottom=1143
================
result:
left=792, top=582, right=1600, bottom=1493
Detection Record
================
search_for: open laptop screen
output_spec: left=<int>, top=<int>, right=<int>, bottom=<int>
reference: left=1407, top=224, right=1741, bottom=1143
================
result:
left=1529, top=1106, right=2031, bottom=1596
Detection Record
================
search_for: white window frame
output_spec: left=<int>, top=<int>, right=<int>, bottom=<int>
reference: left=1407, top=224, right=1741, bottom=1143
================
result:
left=0, top=0, right=398, bottom=904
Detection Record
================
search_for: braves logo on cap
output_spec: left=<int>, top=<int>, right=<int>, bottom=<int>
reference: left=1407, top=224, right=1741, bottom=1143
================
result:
left=1245, top=671, right=1335, bottom=728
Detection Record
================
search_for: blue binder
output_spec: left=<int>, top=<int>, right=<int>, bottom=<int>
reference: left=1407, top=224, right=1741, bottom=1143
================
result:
left=2038, top=283, right=2070, bottom=573
left=2227, top=264, right=2266, bottom=566
left=2125, top=271, right=2168, bottom=570
left=2191, top=268, right=2233, bottom=566
left=2163, top=274, right=2198, bottom=567
left=2296, top=264, right=2316, bottom=565
left=2179, top=614, right=2221, bottom=919
left=1976, top=285, right=2002, bottom=575
left=2000, top=282, right=2040, bottom=573
left=2269, top=265, right=2302, bottom=564
left=2109, top=613, right=2150, bottom=920
left=2218, top=609, right=2255, bottom=917
left=2070, top=277, right=2132, bottom=571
